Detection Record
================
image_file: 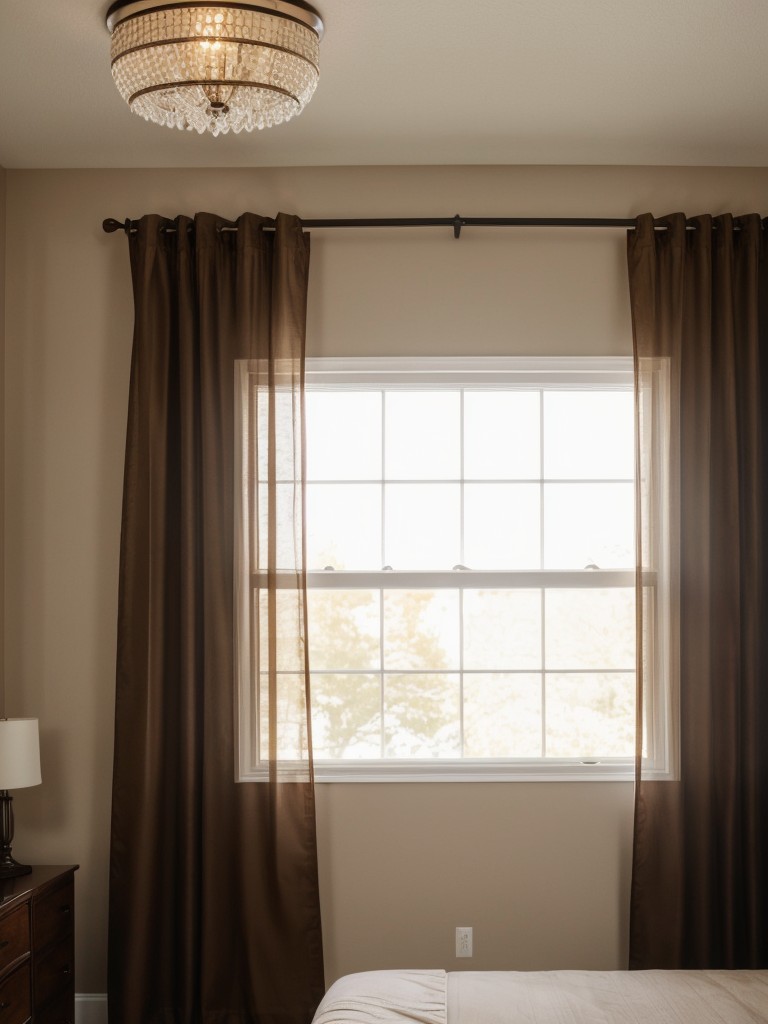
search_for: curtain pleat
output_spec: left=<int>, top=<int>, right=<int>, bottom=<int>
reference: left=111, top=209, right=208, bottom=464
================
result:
left=109, top=212, right=324, bottom=1023
left=628, top=212, right=768, bottom=968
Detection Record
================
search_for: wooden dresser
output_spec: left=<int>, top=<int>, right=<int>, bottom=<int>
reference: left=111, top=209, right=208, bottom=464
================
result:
left=0, top=866, right=78, bottom=1024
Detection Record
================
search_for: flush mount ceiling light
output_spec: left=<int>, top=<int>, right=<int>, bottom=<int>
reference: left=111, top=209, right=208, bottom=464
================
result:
left=106, top=0, right=323, bottom=135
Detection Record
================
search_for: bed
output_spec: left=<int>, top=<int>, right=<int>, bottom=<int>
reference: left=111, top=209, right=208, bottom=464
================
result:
left=312, top=968, right=768, bottom=1023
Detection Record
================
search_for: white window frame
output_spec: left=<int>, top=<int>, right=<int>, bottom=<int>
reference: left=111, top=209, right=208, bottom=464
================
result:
left=236, top=356, right=676, bottom=783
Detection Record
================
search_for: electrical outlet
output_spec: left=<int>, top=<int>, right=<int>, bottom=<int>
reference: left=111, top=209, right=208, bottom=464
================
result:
left=456, top=926, right=473, bottom=958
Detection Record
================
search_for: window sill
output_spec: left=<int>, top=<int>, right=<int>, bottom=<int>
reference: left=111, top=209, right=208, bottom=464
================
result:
left=238, top=758, right=640, bottom=783
left=315, top=759, right=637, bottom=782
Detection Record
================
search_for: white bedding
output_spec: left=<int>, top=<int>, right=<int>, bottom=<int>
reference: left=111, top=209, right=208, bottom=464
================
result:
left=313, top=970, right=446, bottom=1024
left=312, top=968, right=768, bottom=1024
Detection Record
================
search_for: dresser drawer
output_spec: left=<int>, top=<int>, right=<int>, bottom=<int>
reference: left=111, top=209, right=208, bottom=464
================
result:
left=0, top=907, right=30, bottom=977
left=34, top=935, right=73, bottom=1011
left=32, top=882, right=73, bottom=954
left=0, top=963, right=31, bottom=1024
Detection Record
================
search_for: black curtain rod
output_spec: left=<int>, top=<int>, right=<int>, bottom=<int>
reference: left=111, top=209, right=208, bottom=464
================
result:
left=103, top=214, right=640, bottom=240
left=102, top=214, right=748, bottom=240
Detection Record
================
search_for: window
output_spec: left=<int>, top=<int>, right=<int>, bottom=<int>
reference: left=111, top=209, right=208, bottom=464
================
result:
left=237, top=357, right=672, bottom=781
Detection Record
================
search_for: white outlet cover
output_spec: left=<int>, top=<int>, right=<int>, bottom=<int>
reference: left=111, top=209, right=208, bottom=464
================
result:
left=456, top=926, right=473, bottom=957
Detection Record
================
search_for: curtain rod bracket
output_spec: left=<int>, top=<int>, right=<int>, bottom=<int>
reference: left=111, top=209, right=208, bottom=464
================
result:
left=453, top=214, right=463, bottom=239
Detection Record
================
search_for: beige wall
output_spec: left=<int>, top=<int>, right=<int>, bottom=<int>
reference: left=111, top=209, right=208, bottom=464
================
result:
left=0, top=164, right=4, bottom=716
left=5, top=165, right=768, bottom=993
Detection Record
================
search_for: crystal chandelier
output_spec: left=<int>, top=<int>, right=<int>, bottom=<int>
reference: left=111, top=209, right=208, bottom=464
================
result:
left=106, top=1, right=323, bottom=136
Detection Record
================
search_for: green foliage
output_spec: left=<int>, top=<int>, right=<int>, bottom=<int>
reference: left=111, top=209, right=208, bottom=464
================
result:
left=307, top=585, right=636, bottom=760
left=309, top=589, right=456, bottom=758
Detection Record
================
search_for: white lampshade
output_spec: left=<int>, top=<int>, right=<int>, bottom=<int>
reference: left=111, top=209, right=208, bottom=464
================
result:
left=0, top=719, right=42, bottom=790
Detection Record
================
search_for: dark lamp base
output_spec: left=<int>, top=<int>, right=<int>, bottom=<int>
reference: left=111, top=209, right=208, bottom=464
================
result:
left=0, top=792, right=30, bottom=878
left=0, top=855, right=31, bottom=879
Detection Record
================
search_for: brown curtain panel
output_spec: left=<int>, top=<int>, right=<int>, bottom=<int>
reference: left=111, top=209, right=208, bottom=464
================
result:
left=628, top=212, right=768, bottom=968
left=109, top=212, right=324, bottom=1023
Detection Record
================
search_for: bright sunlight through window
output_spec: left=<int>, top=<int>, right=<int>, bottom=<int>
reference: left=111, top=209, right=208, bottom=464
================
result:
left=234, top=356, right=678, bottom=782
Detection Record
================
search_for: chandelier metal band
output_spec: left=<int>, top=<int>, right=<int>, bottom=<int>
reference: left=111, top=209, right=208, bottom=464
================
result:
left=106, top=0, right=323, bottom=136
left=111, top=36, right=320, bottom=77
left=106, top=1, right=323, bottom=36
left=128, top=79, right=300, bottom=106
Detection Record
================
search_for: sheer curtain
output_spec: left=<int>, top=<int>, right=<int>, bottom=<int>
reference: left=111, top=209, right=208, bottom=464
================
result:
left=628, top=211, right=768, bottom=968
left=109, top=213, right=324, bottom=1023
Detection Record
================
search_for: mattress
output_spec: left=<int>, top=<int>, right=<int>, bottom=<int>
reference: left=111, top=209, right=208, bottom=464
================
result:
left=312, top=968, right=768, bottom=1024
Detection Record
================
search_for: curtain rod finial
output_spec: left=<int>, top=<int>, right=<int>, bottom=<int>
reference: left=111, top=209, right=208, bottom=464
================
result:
left=103, top=218, right=132, bottom=234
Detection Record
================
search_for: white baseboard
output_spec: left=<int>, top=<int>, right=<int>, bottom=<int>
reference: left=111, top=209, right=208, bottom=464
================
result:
left=76, top=994, right=108, bottom=1024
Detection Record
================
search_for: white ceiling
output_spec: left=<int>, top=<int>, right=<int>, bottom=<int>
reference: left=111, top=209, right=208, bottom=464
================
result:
left=2, top=0, right=768, bottom=169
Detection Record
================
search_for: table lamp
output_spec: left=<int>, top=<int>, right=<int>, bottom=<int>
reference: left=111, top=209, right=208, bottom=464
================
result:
left=0, top=719, right=42, bottom=878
